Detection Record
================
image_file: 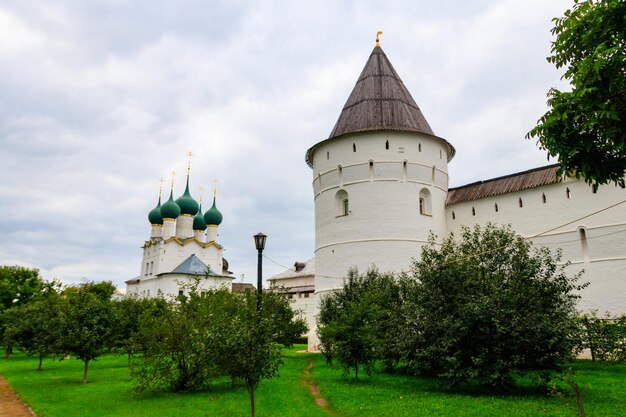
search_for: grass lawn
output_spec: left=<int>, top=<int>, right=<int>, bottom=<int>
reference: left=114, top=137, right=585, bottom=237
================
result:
left=1, top=346, right=625, bottom=417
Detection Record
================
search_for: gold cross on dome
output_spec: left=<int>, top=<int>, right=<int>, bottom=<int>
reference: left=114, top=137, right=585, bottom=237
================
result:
left=213, top=178, right=218, bottom=197
left=199, top=185, right=204, bottom=205
left=158, top=177, right=164, bottom=197
left=376, top=31, right=383, bottom=46
left=170, top=170, right=176, bottom=190
left=186, top=151, right=193, bottom=174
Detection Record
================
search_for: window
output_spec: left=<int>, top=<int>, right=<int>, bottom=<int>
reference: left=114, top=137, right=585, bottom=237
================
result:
left=431, top=166, right=436, bottom=183
left=145, top=262, right=148, bottom=276
left=369, top=160, right=374, bottom=181
left=418, top=143, right=422, bottom=152
left=353, top=143, right=356, bottom=152
left=419, top=188, right=432, bottom=215
left=440, top=149, right=443, bottom=159
left=402, top=160, right=408, bottom=181
left=149, top=261, right=154, bottom=275
left=566, top=187, right=571, bottom=199
left=579, top=227, right=590, bottom=262
left=335, top=189, right=349, bottom=216
left=385, top=140, right=389, bottom=150
left=178, top=289, right=184, bottom=296
left=472, top=207, right=476, bottom=216
left=304, top=292, right=310, bottom=298
left=542, top=193, right=547, bottom=203
left=326, top=151, right=329, bottom=160
left=338, top=165, right=343, bottom=184
left=495, top=203, right=499, bottom=212
left=452, top=211, right=456, bottom=220
left=518, top=198, right=523, bottom=208
left=592, top=185, right=598, bottom=194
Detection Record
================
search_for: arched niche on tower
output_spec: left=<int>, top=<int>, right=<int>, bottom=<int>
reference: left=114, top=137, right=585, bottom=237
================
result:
left=335, top=189, right=349, bottom=217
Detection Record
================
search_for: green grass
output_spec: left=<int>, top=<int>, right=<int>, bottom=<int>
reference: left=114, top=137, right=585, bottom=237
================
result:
left=1, top=347, right=625, bottom=417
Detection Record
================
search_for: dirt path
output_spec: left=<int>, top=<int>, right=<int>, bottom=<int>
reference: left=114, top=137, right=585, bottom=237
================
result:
left=303, top=359, right=335, bottom=415
left=0, top=375, right=35, bottom=417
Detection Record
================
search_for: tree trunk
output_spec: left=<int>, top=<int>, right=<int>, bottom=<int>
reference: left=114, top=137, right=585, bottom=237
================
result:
left=355, top=361, right=359, bottom=383
left=83, top=359, right=89, bottom=384
left=127, top=351, right=132, bottom=367
left=4, top=342, right=12, bottom=358
left=248, top=383, right=255, bottom=417
left=38, top=353, right=43, bottom=371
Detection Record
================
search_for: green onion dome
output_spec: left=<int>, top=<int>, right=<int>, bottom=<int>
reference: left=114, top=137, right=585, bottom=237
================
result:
left=148, top=196, right=163, bottom=225
left=204, top=197, right=223, bottom=226
left=160, top=190, right=181, bottom=219
left=175, top=176, right=199, bottom=216
left=193, top=204, right=207, bottom=231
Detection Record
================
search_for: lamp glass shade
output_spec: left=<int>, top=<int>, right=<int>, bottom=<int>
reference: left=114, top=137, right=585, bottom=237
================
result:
left=254, top=233, right=267, bottom=251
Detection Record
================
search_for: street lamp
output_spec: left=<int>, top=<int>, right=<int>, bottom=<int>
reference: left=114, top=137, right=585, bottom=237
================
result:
left=253, top=233, right=267, bottom=316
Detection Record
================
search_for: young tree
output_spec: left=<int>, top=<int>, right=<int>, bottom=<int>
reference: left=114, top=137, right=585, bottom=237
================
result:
left=401, top=224, right=586, bottom=389
left=0, top=266, right=49, bottom=356
left=209, top=290, right=304, bottom=417
left=59, top=281, right=117, bottom=384
left=527, top=0, right=626, bottom=187
left=317, top=268, right=401, bottom=381
left=113, top=296, right=151, bottom=366
left=4, top=292, right=62, bottom=370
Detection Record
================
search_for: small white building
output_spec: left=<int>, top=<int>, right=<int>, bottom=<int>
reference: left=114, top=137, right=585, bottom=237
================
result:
left=126, top=170, right=234, bottom=298
left=269, top=259, right=316, bottom=335
left=271, top=41, right=626, bottom=351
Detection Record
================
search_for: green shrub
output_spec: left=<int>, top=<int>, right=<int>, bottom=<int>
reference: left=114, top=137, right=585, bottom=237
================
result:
left=580, top=311, right=626, bottom=363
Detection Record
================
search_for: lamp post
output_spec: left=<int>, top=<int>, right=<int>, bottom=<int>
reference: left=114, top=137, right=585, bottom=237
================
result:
left=253, top=233, right=267, bottom=316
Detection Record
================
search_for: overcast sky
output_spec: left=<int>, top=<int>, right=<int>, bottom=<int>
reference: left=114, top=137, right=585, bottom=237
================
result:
left=0, top=0, right=571, bottom=289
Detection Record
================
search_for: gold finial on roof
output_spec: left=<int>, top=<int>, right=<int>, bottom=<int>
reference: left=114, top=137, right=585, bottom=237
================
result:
left=213, top=178, right=218, bottom=198
left=170, top=170, right=176, bottom=190
left=375, top=31, right=383, bottom=46
left=158, top=177, right=164, bottom=197
left=199, top=186, right=204, bottom=205
left=186, top=151, right=193, bottom=175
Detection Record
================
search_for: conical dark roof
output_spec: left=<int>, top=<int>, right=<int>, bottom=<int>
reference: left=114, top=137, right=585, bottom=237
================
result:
left=328, top=45, right=434, bottom=139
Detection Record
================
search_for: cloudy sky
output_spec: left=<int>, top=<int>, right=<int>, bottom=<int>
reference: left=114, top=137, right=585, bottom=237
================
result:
left=0, top=0, right=571, bottom=289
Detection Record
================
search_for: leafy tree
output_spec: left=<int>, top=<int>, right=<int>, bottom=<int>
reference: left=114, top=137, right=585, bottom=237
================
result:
left=527, top=0, right=626, bottom=187
left=4, top=291, right=63, bottom=370
left=209, top=290, right=304, bottom=417
left=132, top=281, right=306, bottom=417
left=401, top=224, right=585, bottom=389
left=113, top=296, right=151, bottom=366
left=0, top=266, right=49, bottom=356
left=317, top=268, right=401, bottom=382
left=59, top=281, right=117, bottom=384
left=131, top=291, right=218, bottom=392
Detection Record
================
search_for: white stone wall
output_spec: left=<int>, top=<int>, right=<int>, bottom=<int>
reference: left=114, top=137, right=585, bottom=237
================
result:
left=446, top=178, right=626, bottom=314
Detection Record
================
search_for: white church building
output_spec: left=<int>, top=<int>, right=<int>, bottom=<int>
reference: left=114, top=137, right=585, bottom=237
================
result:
left=126, top=166, right=234, bottom=298
left=271, top=41, right=626, bottom=351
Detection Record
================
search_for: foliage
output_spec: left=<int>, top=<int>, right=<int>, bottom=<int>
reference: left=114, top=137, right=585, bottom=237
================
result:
left=112, top=296, right=152, bottom=365
left=131, top=291, right=219, bottom=392
left=58, top=281, right=117, bottom=384
left=0, top=266, right=51, bottom=355
left=401, top=224, right=586, bottom=389
left=580, top=310, right=626, bottom=363
left=317, top=268, right=401, bottom=381
left=132, top=282, right=307, bottom=412
left=3, top=291, right=63, bottom=370
left=209, top=290, right=293, bottom=417
left=527, top=0, right=626, bottom=187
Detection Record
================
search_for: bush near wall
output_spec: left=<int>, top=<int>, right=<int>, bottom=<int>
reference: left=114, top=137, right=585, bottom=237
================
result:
left=580, top=311, right=626, bottom=363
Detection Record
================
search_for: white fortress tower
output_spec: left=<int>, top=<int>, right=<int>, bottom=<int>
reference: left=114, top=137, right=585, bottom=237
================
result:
left=305, top=41, right=455, bottom=299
